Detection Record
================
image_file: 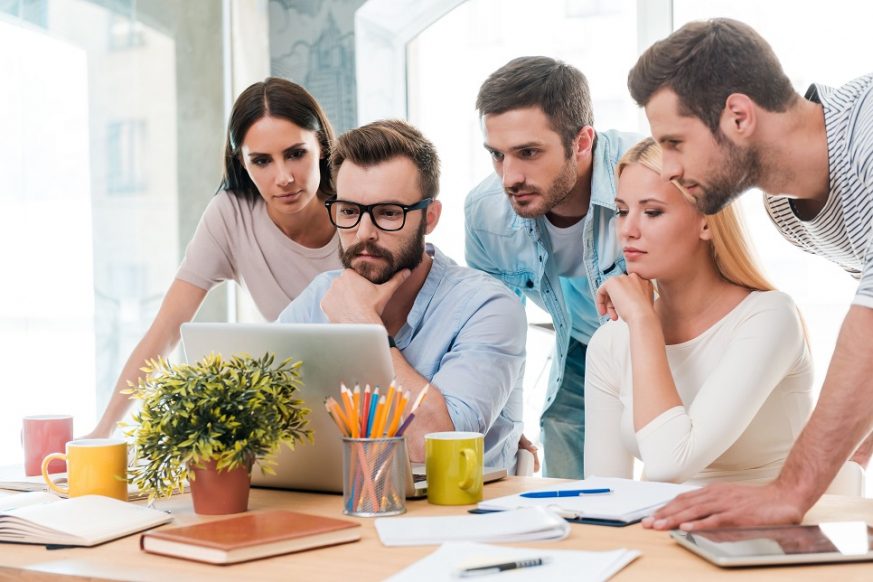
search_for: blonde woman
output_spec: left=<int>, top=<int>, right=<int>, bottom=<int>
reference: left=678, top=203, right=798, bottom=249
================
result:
left=584, top=138, right=813, bottom=485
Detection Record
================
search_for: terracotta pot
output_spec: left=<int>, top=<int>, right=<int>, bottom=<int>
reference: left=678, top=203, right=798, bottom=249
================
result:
left=188, top=459, right=252, bottom=515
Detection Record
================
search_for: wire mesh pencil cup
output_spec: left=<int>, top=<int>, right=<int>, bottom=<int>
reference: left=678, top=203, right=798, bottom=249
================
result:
left=342, top=436, right=407, bottom=517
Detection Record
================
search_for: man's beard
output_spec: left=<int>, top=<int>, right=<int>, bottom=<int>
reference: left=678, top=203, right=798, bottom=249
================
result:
left=340, top=220, right=426, bottom=284
left=694, top=137, right=763, bottom=215
left=505, top=156, right=577, bottom=218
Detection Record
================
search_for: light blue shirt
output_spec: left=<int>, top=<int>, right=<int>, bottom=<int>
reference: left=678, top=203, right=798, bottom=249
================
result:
left=277, top=246, right=527, bottom=471
left=465, top=129, right=640, bottom=414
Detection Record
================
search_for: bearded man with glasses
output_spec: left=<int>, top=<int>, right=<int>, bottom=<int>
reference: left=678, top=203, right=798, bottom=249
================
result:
left=278, top=120, right=527, bottom=468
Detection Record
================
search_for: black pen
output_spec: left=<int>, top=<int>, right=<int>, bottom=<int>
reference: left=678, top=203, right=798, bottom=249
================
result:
left=456, top=556, right=550, bottom=577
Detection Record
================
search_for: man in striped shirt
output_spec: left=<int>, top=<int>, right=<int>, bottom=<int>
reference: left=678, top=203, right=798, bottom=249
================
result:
left=625, top=18, right=873, bottom=530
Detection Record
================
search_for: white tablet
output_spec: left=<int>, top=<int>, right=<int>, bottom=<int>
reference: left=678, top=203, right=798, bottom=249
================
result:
left=180, top=322, right=394, bottom=493
left=671, top=522, right=873, bottom=567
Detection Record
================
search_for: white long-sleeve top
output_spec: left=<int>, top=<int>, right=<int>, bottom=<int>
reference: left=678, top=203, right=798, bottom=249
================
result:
left=584, top=291, right=814, bottom=485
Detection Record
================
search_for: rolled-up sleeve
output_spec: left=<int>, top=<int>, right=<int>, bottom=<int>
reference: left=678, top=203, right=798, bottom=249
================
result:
left=433, top=289, right=527, bottom=434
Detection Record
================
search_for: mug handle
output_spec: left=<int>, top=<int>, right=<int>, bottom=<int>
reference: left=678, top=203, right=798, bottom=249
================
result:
left=41, top=453, right=69, bottom=495
left=458, top=448, right=475, bottom=490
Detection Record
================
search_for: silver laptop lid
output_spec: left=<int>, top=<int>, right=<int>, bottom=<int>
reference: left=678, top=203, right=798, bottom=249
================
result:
left=180, top=322, right=394, bottom=493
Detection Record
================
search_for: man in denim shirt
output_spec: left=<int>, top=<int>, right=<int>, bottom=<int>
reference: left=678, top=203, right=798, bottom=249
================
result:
left=279, top=120, right=526, bottom=470
left=465, top=56, right=639, bottom=478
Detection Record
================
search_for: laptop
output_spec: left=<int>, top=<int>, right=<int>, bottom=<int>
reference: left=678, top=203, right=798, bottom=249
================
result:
left=180, top=322, right=394, bottom=493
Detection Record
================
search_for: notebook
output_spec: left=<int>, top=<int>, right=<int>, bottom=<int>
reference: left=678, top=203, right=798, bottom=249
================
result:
left=374, top=506, right=570, bottom=546
left=140, top=510, right=361, bottom=564
left=180, top=323, right=394, bottom=493
left=477, top=476, right=698, bottom=526
left=0, top=492, right=172, bottom=546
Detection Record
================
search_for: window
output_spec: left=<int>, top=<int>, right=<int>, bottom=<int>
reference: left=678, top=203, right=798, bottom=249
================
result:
left=106, top=120, right=147, bottom=195
left=0, top=0, right=226, bottom=465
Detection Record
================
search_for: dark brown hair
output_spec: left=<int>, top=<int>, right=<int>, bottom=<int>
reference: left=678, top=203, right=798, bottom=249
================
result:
left=221, top=77, right=336, bottom=200
left=628, top=18, right=797, bottom=134
left=476, top=56, right=593, bottom=157
left=331, top=119, right=440, bottom=200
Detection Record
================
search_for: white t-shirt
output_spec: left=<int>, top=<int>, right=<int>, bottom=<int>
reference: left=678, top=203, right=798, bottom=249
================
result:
left=176, top=191, right=342, bottom=321
left=584, top=291, right=813, bottom=485
left=543, top=216, right=586, bottom=278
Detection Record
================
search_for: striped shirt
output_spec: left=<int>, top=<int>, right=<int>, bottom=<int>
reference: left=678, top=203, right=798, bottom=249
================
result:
left=764, top=73, right=873, bottom=309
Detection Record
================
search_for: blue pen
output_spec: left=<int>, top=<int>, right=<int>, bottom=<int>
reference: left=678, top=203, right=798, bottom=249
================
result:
left=520, top=488, right=612, bottom=498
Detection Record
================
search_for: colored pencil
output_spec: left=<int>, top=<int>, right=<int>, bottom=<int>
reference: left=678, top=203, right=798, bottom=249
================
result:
left=386, top=388, right=405, bottom=437
left=360, top=384, right=372, bottom=437
left=366, top=388, right=380, bottom=437
left=340, top=384, right=358, bottom=438
left=410, top=383, right=430, bottom=414
left=395, top=412, right=415, bottom=436
left=324, top=400, right=349, bottom=437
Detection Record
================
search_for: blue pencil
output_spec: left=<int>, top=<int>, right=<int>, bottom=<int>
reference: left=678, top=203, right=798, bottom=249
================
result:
left=366, top=388, right=380, bottom=437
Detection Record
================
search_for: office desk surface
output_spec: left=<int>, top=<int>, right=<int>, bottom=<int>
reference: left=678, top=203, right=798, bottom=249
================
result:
left=1, top=477, right=872, bottom=581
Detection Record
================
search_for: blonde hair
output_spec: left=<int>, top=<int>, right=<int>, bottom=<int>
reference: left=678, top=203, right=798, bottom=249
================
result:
left=615, top=137, right=775, bottom=292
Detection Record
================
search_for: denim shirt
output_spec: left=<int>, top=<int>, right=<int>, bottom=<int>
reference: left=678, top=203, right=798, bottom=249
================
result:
left=464, top=129, right=640, bottom=414
left=277, top=246, right=527, bottom=471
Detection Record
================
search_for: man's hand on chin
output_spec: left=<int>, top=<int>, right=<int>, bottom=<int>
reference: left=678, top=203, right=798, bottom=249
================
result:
left=641, top=481, right=805, bottom=531
left=320, top=268, right=411, bottom=324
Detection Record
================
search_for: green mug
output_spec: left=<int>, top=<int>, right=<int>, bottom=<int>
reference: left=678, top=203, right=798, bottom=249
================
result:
left=425, top=431, right=484, bottom=505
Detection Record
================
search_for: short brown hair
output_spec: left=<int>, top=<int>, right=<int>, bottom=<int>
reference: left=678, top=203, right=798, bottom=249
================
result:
left=628, top=19, right=797, bottom=134
left=331, top=119, right=440, bottom=200
left=476, top=56, right=593, bottom=157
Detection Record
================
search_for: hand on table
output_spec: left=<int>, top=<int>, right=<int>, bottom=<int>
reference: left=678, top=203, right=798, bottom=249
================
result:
left=642, top=481, right=804, bottom=531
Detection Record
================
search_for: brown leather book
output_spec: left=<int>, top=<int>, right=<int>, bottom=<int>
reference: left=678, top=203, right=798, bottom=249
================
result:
left=140, top=510, right=361, bottom=564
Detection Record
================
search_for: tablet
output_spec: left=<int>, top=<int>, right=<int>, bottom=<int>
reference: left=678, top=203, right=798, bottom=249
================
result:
left=671, top=522, right=873, bottom=567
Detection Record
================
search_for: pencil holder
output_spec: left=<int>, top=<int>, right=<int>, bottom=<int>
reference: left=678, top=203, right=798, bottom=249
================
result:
left=342, top=437, right=407, bottom=517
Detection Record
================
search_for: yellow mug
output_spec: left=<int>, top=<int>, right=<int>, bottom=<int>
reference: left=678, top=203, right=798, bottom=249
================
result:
left=425, top=431, right=484, bottom=505
left=41, top=438, right=128, bottom=500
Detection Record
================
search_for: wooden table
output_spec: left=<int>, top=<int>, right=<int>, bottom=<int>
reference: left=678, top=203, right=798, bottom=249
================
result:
left=1, top=477, right=872, bottom=581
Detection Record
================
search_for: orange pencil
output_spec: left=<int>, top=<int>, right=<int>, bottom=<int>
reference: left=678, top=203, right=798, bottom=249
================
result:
left=341, top=384, right=358, bottom=438
left=352, top=384, right=361, bottom=422
left=380, top=382, right=396, bottom=436
left=386, top=387, right=405, bottom=436
left=372, top=396, right=388, bottom=437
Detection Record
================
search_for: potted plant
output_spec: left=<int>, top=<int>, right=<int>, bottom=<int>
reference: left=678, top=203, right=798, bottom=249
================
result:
left=124, top=352, right=311, bottom=514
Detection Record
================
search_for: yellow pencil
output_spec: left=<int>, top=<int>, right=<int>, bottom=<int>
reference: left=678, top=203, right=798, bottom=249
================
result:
left=328, top=397, right=353, bottom=436
left=341, top=384, right=359, bottom=438
left=324, top=400, right=349, bottom=437
left=381, top=382, right=396, bottom=436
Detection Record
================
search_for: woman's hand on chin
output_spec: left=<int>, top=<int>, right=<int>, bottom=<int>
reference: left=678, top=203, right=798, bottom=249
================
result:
left=595, top=273, right=656, bottom=324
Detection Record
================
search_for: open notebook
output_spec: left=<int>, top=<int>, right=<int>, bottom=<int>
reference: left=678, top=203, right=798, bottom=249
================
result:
left=0, top=492, right=172, bottom=546
left=477, top=476, right=698, bottom=526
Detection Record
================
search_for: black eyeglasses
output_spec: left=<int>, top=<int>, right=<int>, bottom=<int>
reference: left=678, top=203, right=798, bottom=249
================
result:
left=324, top=197, right=434, bottom=232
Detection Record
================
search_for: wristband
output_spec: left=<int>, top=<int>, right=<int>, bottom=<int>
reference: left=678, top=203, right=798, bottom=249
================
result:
left=387, top=335, right=397, bottom=349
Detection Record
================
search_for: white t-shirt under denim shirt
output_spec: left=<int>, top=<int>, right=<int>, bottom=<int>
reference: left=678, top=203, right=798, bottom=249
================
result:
left=176, top=191, right=342, bottom=321
left=584, top=291, right=813, bottom=485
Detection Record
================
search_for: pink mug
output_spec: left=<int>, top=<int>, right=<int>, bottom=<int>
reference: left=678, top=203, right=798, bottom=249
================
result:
left=22, top=415, right=73, bottom=476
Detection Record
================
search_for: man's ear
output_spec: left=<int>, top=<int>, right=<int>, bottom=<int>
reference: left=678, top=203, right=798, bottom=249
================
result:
left=425, top=200, right=442, bottom=235
left=574, top=126, right=596, bottom=161
left=720, top=93, right=757, bottom=142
